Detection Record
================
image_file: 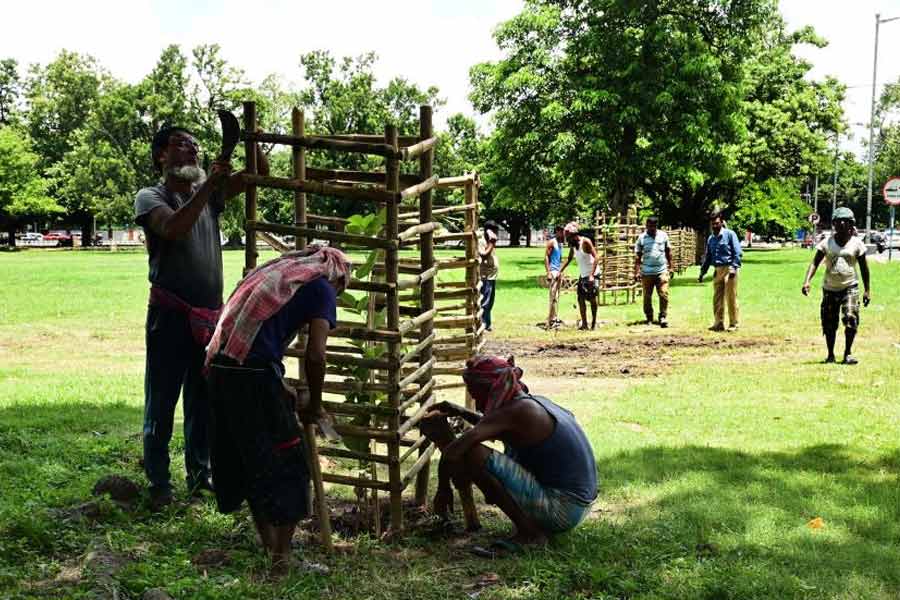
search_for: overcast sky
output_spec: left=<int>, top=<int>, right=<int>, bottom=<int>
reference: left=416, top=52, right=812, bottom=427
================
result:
left=3, top=0, right=900, bottom=153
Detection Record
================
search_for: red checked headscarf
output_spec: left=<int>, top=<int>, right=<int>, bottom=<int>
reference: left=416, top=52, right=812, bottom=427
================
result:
left=462, top=355, right=528, bottom=414
left=563, top=221, right=579, bottom=236
left=205, top=245, right=351, bottom=367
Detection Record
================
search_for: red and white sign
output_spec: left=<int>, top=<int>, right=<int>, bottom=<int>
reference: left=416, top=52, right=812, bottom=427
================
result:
left=884, top=177, right=900, bottom=206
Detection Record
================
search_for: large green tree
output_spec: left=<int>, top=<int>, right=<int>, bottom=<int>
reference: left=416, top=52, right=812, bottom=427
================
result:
left=0, top=59, right=21, bottom=126
left=472, top=0, right=844, bottom=245
left=0, top=127, right=61, bottom=246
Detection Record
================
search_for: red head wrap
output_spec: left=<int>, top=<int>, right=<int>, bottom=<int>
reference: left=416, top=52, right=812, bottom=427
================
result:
left=462, top=355, right=527, bottom=413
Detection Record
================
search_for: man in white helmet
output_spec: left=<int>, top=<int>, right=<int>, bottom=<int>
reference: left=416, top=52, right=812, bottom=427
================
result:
left=802, top=207, right=871, bottom=364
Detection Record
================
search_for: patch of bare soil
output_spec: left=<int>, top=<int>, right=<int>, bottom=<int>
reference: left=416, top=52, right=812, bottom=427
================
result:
left=485, top=335, right=767, bottom=378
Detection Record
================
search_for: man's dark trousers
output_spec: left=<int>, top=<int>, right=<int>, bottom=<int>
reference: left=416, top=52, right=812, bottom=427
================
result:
left=143, top=304, right=211, bottom=494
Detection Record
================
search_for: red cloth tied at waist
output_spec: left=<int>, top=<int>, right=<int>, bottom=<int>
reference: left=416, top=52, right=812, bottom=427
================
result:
left=149, top=285, right=222, bottom=348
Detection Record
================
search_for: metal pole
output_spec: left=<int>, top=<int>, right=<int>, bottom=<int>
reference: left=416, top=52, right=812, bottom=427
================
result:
left=890, top=205, right=895, bottom=262
left=832, top=133, right=839, bottom=218
left=865, top=15, right=881, bottom=243
left=863, top=15, right=900, bottom=240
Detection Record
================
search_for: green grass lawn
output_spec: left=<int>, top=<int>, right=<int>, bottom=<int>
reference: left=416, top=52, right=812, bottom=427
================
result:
left=2, top=246, right=900, bottom=599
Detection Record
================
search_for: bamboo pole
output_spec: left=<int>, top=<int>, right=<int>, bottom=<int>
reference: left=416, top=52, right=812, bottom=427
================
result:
left=384, top=124, right=403, bottom=532
left=413, top=106, right=436, bottom=505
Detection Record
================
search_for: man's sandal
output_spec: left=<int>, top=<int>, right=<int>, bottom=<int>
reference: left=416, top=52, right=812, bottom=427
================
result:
left=469, top=539, right=524, bottom=559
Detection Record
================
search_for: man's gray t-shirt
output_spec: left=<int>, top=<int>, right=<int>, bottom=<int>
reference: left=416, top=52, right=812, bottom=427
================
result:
left=134, top=184, right=224, bottom=309
left=634, top=230, right=669, bottom=276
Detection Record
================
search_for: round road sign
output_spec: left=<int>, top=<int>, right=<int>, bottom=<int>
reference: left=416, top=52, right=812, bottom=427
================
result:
left=808, top=212, right=820, bottom=224
left=884, top=177, right=900, bottom=206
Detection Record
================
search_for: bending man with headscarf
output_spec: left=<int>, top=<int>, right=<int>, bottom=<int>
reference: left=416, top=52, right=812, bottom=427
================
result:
left=430, top=355, right=598, bottom=554
left=205, top=245, right=350, bottom=575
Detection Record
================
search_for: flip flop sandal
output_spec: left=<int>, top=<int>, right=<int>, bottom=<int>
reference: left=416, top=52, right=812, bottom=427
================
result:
left=842, top=356, right=859, bottom=365
left=469, top=539, right=523, bottom=559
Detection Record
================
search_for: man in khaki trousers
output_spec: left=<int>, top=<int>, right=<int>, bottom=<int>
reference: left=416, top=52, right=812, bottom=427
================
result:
left=698, top=213, right=742, bottom=331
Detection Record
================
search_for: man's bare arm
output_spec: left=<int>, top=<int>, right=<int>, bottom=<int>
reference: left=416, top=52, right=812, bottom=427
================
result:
left=145, top=164, right=231, bottom=241
left=220, top=145, right=270, bottom=203
left=859, top=253, right=871, bottom=305
left=802, top=250, right=825, bottom=294
left=303, top=318, right=330, bottom=420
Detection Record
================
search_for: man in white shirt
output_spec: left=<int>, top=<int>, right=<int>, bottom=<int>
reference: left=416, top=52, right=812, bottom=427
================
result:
left=802, top=207, right=871, bottom=364
left=633, top=216, right=673, bottom=327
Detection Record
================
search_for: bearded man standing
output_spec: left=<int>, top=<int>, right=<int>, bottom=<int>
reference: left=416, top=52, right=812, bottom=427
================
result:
left=135, top=125, right=268, bottom=509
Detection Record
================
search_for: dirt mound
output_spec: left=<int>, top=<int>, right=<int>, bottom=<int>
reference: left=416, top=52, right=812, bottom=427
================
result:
left=486, top=335, right=766, bottom=378
left=92, top=475, right=141, bottom=503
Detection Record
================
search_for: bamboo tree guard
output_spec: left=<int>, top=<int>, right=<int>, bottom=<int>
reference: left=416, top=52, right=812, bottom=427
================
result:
left=239, top=102, right=479, bottom=540
left=593, top=209, right=698, bottom=306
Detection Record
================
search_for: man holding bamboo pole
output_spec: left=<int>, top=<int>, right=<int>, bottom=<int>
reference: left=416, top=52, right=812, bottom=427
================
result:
left=135, top=124, right=268, bottom=510
left=205, top=245, right=349, bottom=576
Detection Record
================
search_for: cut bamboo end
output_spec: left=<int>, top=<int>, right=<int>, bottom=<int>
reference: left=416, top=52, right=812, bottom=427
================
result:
left=400, top=136, right=438, bottom=161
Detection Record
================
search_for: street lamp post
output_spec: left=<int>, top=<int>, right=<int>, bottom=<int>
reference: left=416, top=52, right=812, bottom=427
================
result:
left=865, top=13, right=900, bottom=242
left=832, top=132, right=839, bottom=217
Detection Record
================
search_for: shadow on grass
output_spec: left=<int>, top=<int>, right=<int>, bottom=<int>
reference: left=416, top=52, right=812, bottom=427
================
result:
left=557, top=443, right=900, bottom=598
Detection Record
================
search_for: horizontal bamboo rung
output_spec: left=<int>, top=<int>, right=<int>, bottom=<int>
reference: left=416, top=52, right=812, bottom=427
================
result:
left=434, top=315, right=476, bottom=329
left=434, top=381, right=467, bottom=391
left=399, top=308, right=437, bottom=336
left=331, top=422, right=397, bottom=442
left=322, top=472, right=391, bottom=491
left=257, top=230, right=292, bottom=253
left=318, top=446, right=394, bottom=465
left=332, top=321, right=401, bottom=342
left=400, top=136, right=438, bottom=161
left=249, top=220, right=396, bottom=250
left=399, top=333, right=436, bottom=365
left=284, top=377, right=394, bottom=395
left=399, top=435, right=429, bottom=463
left=321, top=399, right=398, bottom=417
left=432, top=365, right=465, bottom=376
left=242, top=174, right=397, bottom=204
left=398, top=379, right=436, bottom=413
left=435, top=174, right=477, bottom=188
left=314, top=134, right=419, bottom=146
left=397, top=266, right=439, bottom=290
left=397, top=394, right=438, bottom=437
left=284, top=347, right=395, bottom=370
left=399, top=175, right=439, bottom=201
left=398, top=357, right=436, bottom=391
left=305, top=166, right=421, bottom=187
left=401, top=444, right=437, bottom=489
left=398, top=221, right=440, bottom=241
left=242, top=131, right=402, bottom=158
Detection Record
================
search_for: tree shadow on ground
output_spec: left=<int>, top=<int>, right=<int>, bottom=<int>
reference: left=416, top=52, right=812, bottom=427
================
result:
left=545, top=443, right=900, bottom=599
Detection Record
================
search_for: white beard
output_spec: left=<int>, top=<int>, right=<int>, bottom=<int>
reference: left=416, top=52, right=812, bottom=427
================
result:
left=165, top=165, right=206, bottom=184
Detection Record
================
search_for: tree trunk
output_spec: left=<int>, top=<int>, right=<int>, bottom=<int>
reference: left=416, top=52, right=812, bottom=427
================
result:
left=506, top=220, right=523, bottom=247
left=6, top=223, right=15, bottom=248
left=526, top=228, right=532, bottom=247
left=81, top=214, right=95, bottom=247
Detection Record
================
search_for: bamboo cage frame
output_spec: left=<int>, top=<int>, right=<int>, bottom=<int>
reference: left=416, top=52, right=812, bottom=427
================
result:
left=239, top=101, right=480, bottom=542
left=593, top=209, right=699, bottom=306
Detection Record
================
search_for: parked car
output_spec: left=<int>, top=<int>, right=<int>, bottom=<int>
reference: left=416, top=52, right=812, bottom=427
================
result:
left=18, top=232, right=44, bottom=242
left=42, top=232, right=73, bottom=247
